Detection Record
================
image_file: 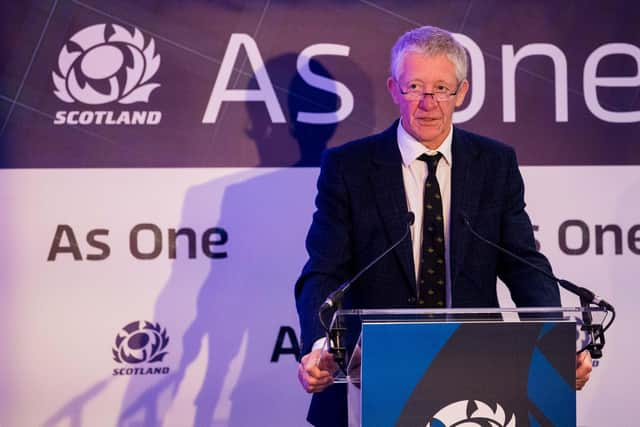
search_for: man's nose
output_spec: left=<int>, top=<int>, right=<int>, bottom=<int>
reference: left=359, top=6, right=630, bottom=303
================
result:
left=418, top=93, right=438, bottom=110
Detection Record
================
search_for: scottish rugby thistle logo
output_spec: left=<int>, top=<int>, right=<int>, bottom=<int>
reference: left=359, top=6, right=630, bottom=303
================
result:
left=52, top=23, right=160, bottom=105
left=113, top=320, right=169, bottom=364
left=425, top=400, right=516, bottom=427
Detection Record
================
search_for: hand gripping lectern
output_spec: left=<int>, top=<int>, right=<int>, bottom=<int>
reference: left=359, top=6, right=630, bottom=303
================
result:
left=327, top=307, right=609, bottom=427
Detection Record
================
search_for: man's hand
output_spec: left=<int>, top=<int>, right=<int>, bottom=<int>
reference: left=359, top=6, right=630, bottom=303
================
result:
left=576, top=350, right=592, bottom=390
left=298, top=349, right=337, bottom=393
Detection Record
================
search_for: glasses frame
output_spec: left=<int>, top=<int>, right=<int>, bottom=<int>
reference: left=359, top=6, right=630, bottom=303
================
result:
left=397, top=80, right=462, bottom=102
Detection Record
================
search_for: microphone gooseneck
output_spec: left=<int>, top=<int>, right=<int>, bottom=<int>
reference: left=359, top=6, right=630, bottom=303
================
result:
left=319, top=211, right=415, bottom=312
left=460, top=214, right=614, bottom=311
left=460, top=212, right=615, bottom=359
left=318, top=211, right=415, bottom=368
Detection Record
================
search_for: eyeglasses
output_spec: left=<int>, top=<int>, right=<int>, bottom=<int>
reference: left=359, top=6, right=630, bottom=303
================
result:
left=398, top=81, right=461, bottom=102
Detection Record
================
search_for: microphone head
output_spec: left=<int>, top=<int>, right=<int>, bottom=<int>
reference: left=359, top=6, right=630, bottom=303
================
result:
left=407, top=211, right=415, bottom=226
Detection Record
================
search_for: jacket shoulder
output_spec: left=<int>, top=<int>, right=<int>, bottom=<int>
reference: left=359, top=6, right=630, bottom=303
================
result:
left=322, top=123, right=397, bottom=166
left=455, top=127, right=515, bottom=153
left=454, top=127, right=519, bottom=167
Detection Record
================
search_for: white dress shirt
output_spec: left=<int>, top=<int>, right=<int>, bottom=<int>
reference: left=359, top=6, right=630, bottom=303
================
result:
left=397, top=120, right=453, bottom=308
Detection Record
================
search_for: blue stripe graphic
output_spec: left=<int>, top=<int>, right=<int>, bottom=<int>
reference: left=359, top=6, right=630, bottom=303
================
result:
left=528, top=347, right=575, bottom=426
left=361, top=323, right=459, bottom=427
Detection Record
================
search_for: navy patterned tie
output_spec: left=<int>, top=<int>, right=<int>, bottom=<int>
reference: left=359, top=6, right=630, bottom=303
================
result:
left=417, top=152, right=446, bottom=307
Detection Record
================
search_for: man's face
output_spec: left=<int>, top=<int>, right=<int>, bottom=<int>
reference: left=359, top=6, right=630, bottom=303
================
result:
left=387, top=52, right=469, bottom=149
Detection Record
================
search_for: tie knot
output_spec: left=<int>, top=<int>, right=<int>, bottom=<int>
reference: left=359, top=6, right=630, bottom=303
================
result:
left=418, top=152, right=442, bottom=173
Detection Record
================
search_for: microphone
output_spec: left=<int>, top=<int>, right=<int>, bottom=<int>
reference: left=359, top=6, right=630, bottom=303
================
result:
left=460, top=213, right=614, bottom=312
left=319, top=211, right=415, bottom=312
left=319, top=211, right=415, bottom=369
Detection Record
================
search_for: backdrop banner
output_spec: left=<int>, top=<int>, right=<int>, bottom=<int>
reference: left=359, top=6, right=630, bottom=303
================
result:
left=1, top=1, right=638, bottom=426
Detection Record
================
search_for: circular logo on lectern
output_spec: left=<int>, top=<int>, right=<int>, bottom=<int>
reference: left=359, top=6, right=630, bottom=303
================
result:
left=425, top=400, right=516, bottom=427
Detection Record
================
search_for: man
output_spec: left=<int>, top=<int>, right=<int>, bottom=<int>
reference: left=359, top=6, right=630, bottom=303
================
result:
left=295, top=26, right=592, bottom=426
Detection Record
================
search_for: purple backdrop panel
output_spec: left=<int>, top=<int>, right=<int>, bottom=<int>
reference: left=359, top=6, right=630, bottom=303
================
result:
left=1, top=0, right=638, bottom=167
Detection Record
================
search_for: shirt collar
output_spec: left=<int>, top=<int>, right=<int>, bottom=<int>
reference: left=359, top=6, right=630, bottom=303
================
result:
left=397, top=119, right=453, bottom=167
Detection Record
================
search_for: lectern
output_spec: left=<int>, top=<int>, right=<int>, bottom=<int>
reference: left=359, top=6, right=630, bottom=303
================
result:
left=328, top=307, right=608, bottom=427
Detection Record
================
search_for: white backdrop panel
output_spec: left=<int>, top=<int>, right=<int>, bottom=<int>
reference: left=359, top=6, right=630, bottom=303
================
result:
left=0, top=166, right=636, bottom=426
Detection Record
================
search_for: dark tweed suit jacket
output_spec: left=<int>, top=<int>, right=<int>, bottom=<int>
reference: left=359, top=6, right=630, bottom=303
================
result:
left=294, top=121, right=560, bottom=426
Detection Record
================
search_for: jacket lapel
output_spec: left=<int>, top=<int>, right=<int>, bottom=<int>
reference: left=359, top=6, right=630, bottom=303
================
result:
left=370, top=122, right=416, bottom=291
left=449, top=127, right=482, bottom=291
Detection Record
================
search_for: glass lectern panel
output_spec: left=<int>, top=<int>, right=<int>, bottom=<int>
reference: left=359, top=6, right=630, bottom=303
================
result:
left=319, top=307, right=609, bottom=427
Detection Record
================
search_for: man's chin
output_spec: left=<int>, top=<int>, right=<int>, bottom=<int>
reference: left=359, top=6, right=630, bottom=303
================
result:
left=414, top=129, right=444, bottom=146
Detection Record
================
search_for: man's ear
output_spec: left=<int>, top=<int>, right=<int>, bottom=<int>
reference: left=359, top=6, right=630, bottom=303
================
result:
left=454, top=79, right=469, bottom=107
left=387, top=77, right=400, bottom=105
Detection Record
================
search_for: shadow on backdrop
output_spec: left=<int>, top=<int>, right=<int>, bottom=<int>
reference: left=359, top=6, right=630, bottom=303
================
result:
left=42, top=379, right=112, bottom=427
left=113, top=53, right=373, bottom=427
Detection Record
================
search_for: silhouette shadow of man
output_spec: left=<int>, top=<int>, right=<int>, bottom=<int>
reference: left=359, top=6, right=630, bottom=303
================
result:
left=116, top=52, right=373, bottom=427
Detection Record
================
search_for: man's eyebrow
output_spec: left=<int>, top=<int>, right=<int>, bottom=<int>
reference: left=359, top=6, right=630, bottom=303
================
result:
left=405, top=79, right=453, bottom=85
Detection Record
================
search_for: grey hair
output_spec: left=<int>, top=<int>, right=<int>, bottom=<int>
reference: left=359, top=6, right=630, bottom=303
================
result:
left=390, top=26, right=468, bottom=82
